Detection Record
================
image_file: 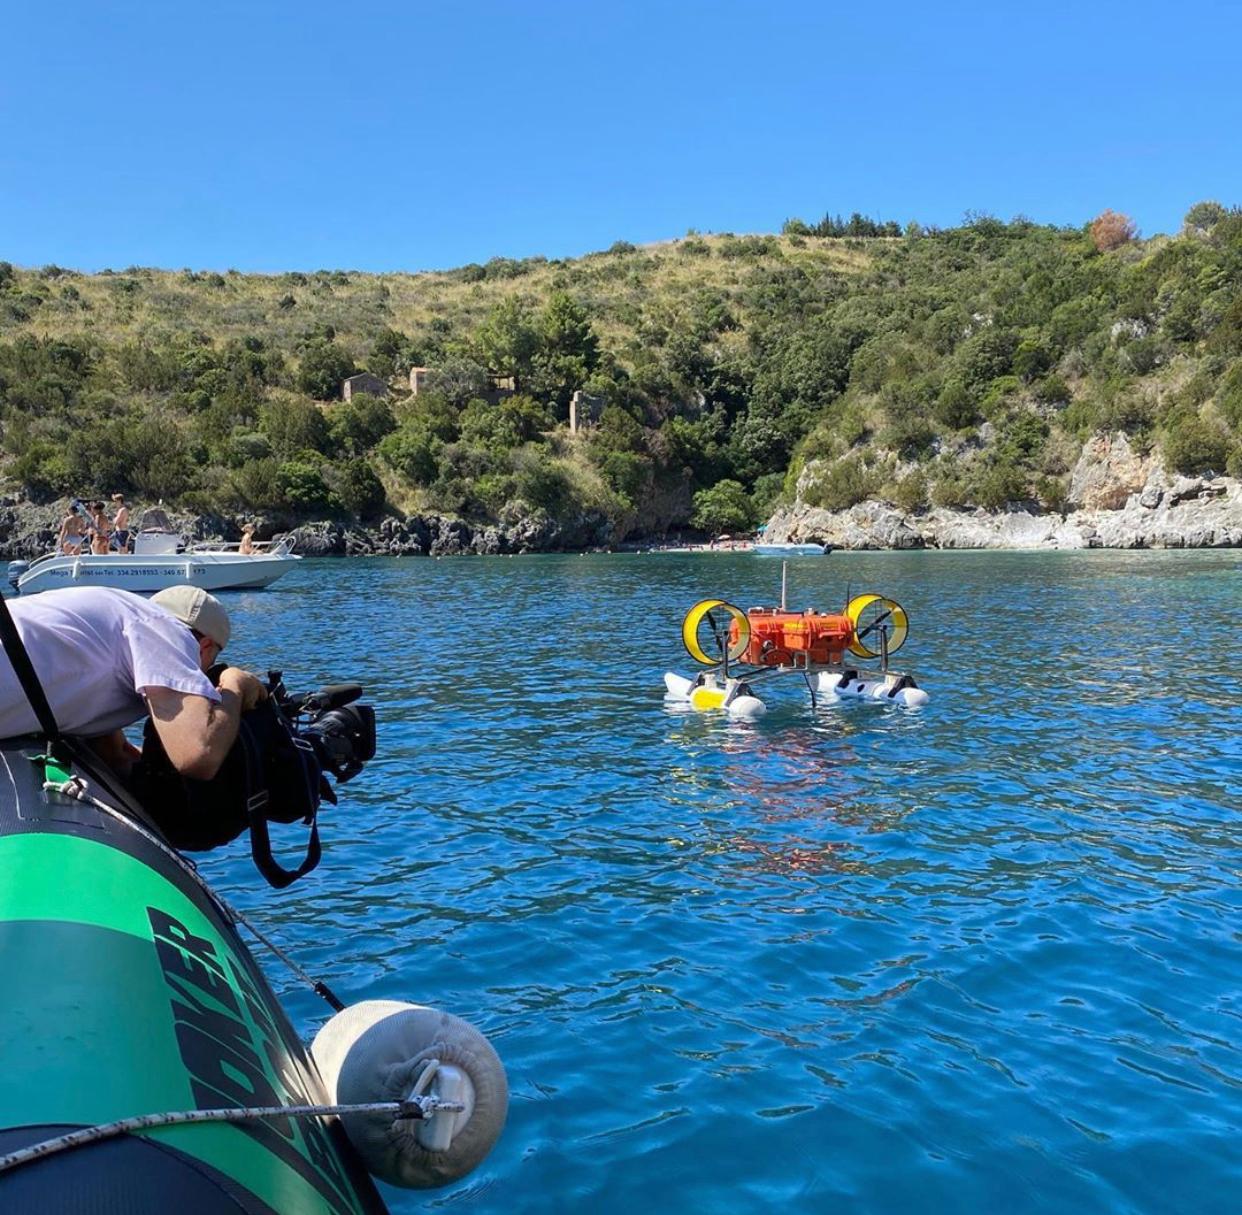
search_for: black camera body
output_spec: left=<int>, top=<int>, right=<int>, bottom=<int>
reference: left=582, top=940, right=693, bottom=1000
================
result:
left=266, top=670, right=377, bottom=785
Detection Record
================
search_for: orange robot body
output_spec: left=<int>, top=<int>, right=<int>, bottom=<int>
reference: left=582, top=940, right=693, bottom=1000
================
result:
left=730, top=608, right=854, bottom=667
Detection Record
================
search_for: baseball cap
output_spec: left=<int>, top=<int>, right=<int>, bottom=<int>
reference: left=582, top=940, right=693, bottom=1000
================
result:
left=150, top=585, right=232, bottom=650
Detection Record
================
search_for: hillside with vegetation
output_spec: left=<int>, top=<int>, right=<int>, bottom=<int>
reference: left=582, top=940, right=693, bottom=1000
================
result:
left=1, top=203, right=1240, bottom=547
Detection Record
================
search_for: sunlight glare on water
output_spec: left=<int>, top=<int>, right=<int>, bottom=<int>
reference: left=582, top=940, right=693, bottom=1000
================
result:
left=202, top=550, right=1241, bottom=1215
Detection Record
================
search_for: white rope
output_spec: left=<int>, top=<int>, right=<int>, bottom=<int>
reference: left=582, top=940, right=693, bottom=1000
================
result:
left=0, top=1093, right=465, bottom=1176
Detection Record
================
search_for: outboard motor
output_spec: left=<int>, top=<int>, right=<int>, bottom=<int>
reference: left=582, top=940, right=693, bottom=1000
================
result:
left=6, top=561, right=29, bottom=593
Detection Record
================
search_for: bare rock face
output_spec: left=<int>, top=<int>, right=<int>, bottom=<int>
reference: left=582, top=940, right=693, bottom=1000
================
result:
left=765, top=476, right=1242, bottom=551
left=1067, top=433, right=1156, bottom=510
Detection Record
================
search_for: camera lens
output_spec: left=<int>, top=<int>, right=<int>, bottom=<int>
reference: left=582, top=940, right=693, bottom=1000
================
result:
left=303, top=704, right=376, bottom=782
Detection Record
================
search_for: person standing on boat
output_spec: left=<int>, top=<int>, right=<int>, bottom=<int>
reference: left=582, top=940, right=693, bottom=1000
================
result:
left=89, top=501, right=111, bottom=555
left=56, top=505, right=87, bottom=555
left=110, top=493, right=131, bottom=553
left=238, top=522, right=256, bottom=555
left=0, top=585, right=266, bottom=780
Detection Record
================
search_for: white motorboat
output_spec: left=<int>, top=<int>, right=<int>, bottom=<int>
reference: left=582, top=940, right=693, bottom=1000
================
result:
left=7, top=510, right=300, bottom=595
left=753, top=542, right=831, bottom=556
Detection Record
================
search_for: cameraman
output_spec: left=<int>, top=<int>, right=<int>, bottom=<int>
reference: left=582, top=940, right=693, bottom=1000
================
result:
left=0, top=584, right=265, bottom=780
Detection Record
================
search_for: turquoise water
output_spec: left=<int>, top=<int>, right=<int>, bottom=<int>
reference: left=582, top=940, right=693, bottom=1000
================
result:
left=205, top=551, right=1240, bottom=1214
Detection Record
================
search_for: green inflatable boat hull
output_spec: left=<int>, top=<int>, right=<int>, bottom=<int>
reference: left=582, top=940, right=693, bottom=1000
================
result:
left=0, top=740, right=389, bottom=1214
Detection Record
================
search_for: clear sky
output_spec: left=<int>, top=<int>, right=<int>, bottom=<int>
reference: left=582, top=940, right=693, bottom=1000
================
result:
left=2, top=1, right=1238, bottom=273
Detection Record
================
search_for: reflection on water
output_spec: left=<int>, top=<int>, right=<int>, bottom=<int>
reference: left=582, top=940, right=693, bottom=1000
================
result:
left=200, top=551, right=1240, bottom=1215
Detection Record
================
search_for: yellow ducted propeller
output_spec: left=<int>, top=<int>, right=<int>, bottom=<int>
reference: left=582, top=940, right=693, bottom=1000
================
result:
left=681, top=598, right=750, bottom=666
left=846, top=593, right=909, bottom=659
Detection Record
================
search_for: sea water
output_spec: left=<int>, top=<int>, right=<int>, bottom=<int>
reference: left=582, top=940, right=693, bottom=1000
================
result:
left=205, top=550, right=1240, bottom=1214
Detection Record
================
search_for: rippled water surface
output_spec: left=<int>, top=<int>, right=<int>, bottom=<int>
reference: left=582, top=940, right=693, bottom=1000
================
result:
left=204, top=551, right=1240, bottom=1214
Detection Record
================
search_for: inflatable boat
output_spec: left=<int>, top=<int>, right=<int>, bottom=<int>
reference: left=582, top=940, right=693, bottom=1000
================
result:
left=0, top=737, right=390, bottom=1213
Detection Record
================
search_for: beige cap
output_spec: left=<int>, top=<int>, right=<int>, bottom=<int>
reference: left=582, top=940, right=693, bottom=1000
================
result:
left=150, top=585, right=231, bottom=650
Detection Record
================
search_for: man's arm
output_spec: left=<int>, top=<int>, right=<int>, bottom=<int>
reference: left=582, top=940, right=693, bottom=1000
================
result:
left=145, top=668, right=267, bottom=781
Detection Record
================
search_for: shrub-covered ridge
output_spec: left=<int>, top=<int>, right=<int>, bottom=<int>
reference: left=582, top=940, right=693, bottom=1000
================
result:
left=1, top=203, right=1239, bottom=544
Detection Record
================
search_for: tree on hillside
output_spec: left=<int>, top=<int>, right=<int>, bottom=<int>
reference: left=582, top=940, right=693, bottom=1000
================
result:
left=691, top=479, right=753, bottom=535
left=261, top=395, right=330, bottom=457
left=1183, top=201, right=1227, bottom=235
left=530, top=291, right=600, bottom=411
left=476, top=298, right=538, bottom=389
left=329, top=393, right=396, bottom=456
left=297, top=339, right=355, bottom=399
left=1089, top=210, right=1138, bottom=252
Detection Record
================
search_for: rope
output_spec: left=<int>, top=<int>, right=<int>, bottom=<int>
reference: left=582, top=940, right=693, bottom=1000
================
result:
left=0, top=1090, right=464, bottom=1177
left=44, top=777, right=346, bottom=1009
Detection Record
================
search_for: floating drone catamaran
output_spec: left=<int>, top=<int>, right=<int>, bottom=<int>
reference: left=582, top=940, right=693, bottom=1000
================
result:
left=664, top=564, right=930, bottom=719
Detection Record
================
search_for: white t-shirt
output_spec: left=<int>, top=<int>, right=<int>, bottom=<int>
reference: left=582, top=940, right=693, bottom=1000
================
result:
left=0, top=587, right=221, bottom=739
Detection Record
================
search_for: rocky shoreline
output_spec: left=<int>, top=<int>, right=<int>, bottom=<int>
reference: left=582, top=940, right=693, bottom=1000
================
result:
left=1, top=472, right=1238, bottom=563
left=0, top=499, right=616, bottom=561
left=766, top=473, right=1241, bottom=551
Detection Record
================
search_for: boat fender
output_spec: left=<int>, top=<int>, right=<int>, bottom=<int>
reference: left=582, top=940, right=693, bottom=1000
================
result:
left=311, top=999, right=508, bottom=1190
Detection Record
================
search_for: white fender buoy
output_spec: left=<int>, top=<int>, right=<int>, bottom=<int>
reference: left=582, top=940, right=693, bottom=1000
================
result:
left=663, top=672, right=695, bottom=701
left=311, top=1000, right=508, bottom=1190
left=816, top=672, right=844, bottom=695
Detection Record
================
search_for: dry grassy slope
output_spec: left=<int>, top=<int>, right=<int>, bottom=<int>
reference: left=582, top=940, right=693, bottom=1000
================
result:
left=3, top=235, right=876, bottom=365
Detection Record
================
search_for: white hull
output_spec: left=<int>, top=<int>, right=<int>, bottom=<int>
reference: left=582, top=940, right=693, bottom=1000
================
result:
left=753, top=543, right=829, bottom=556
left=15, top=551, right=300, bottom=594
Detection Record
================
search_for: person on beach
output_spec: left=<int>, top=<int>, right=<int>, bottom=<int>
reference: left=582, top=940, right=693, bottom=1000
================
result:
left=110, top=493, right=131, bottom=552
left=238, top=523, right=256, bottom=555
left=57, top=505, right=87, bottom=555
left=89, top=502, right=111, bottom=554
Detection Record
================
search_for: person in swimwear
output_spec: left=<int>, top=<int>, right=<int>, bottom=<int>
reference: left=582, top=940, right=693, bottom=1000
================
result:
left=89, top=502, right=111, bottom=554
left=110, top=493, right=131, bottom=553
left=57, top=505, right=87, bottom=555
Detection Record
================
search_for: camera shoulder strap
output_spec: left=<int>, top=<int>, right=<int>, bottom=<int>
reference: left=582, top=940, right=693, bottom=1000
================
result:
left=241, top=717, right=322, bottom=889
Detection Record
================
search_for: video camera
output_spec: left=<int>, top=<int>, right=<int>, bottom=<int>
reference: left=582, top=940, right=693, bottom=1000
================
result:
left=266, top=671, right=377, bottom=786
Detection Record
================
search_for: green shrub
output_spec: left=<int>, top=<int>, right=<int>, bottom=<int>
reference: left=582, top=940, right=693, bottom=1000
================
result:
left=931, top=472, right=967, bottom=508
left=803, top=456, right=876, bottom=511
left=332, top=458, right=386, bottom=517
left=890, top=469, right=928, bottom=513
left=934, top=377, right=977, bottom=428
left=969, top=460, right=1027, bottom=509
left=296, top=339, right=355, bottom=399
left=1034, top=374, right=1071, bottom=406
left=226, top=457, right=282, bottom=510
left=329, top=393, right=396, bottom=456
left=11, top=441, right=74, bottom=499
left=261, top=396, right=330, bottom=457
left=276, top=460, right=334, bottom=510
left=512, top=448, right=572, bottom=514
left=1218, top=362, right=1242, bottom=431
left=691, top=479, right=753, bottom=533
left=1161, top=410, right=1230, bottom=475
left=1036, top=476, right=1069, bottom=512
left=981, top=375, right=1022, bottom=416
left=1013, top=339, right=1053, bottom=382
left=378, top=425, right=439, bottom=486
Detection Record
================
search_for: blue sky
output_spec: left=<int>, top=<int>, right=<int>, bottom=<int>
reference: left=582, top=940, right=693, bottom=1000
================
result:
left=2, top=1, right=1238, bottom=273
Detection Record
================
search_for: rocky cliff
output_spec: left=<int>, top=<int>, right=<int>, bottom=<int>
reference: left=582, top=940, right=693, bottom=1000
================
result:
left=765, top=475, right=1241, bottom=551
